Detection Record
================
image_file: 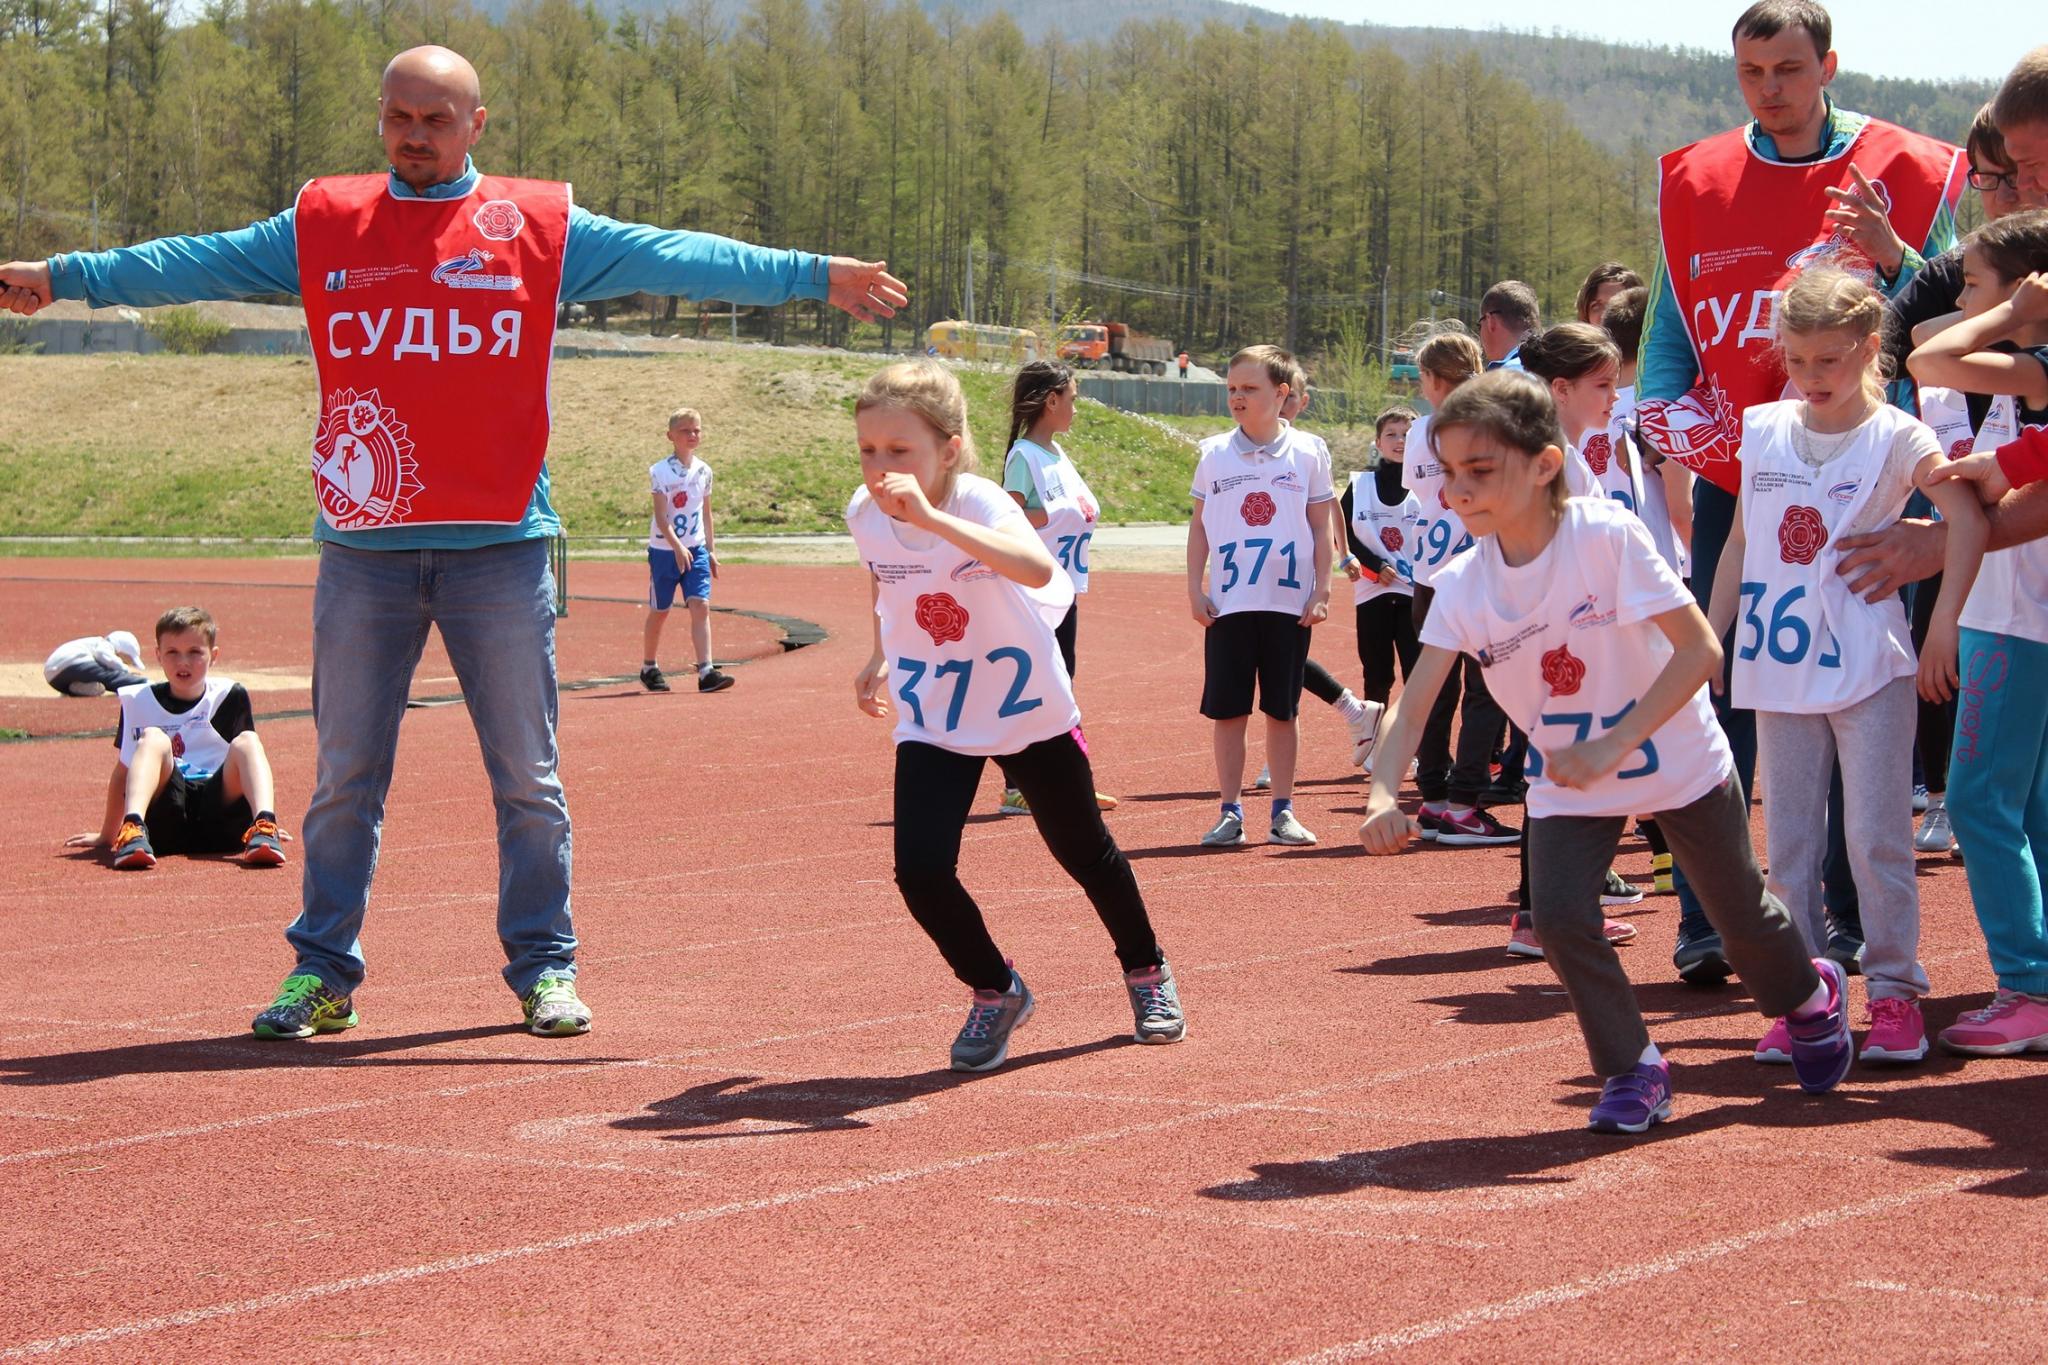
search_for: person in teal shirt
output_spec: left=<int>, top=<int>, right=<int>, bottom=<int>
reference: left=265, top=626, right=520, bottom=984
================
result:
left=0, top=45, right=908, bottom=1042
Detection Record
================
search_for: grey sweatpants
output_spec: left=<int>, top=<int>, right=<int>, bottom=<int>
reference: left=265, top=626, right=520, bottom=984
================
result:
left=1756, top=676, right=1929, bottom=1001
left=1529, top=776, right=1821, bottom=1077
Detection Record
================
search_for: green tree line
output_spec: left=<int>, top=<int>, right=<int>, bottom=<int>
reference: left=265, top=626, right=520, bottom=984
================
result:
left=3, top=0, right=1657, bottom=358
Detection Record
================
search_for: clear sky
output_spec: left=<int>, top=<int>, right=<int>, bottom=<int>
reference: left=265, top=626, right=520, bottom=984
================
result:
left=1271, top=2, right=2030, bottom=83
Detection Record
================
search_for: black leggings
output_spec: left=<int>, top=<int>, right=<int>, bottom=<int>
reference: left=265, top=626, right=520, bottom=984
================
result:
left=1055, top=603, right=1079, bottom=680
left=894, top=733, right=1162, bottom=993
left=1354, top=594, right=1419, bottom=706
left=1910, top=573, right=1953, bottom=793
left=1303, top=657, right=1345, bottom=706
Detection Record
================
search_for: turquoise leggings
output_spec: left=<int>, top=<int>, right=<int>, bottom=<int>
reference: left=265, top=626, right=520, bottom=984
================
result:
left=1948, top=629, right=2048, bottom=995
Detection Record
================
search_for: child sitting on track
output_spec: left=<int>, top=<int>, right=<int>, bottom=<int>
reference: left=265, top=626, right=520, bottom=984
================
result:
left=1188, top=345, right=1337, bottom=847
left=66, top=606, right=287, bottom=870
left=1708, top=268, right=1985, bottom=1066
left=43, top=628, right=146, bottom=696
left=642, top=407, right=734, bottom=694
left=1361, top=371, right=1854, bottom=1134
left=849, top=360, right=1185, bottom=1072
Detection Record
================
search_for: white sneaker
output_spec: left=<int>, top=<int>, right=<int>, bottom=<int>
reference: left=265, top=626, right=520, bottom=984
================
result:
left=1200, top=812, right=1247, bottom=847
left=1913, top=799, right=1955, bottom=854
left=1269, top=809, right=1318, bottom=846
left=1348, top=699, right=1385, bottom=768
left=1253, top=764, right=1272, bottom=791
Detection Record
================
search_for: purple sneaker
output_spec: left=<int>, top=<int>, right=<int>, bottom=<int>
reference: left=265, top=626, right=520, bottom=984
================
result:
left=1787, top=958, right=1855, bottom=1094
left=1587, top=1059, right=1672, bottom=1135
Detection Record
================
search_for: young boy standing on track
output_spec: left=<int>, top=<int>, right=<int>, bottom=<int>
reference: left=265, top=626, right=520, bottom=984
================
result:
left=849, top=361, right=1185, bottom=1072
left=1361, top=372, right=1855, bottom=1134
left=1709, top=268, right=1985, bottom=1066
left=1189, top=346, right=1337, bottom=848
left=643, top=407, right=734, bottom=694
left=66, top=606, right=287, bottom=871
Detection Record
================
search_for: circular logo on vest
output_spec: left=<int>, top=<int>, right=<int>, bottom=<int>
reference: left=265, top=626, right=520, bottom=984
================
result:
left=1948, top=436, right=1975, bottom=460
left=914, top=592, right=970, bottom=648
left=313, top=387, right=421, bottom=530
left=1582, top=433, right=1612, bottom=475
left=474, top=199, right=526, bottom=242
left=1777, top=505, right=1830, bottom=566
left=671, top=490, right=690, bottom=510
left=1241, top=491, right=1277, bottom=527
left=1379, top=526, right=1404, bottom=553
left=1540, top=642, right=1585, bottom=698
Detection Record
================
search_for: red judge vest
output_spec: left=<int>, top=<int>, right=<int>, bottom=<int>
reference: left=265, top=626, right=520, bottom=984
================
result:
left=1641, top=120, right=1961, bottom=494
left=294, top=174, right=569, bottom=529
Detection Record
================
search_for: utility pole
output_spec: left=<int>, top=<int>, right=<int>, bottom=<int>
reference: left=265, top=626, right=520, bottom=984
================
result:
left=963, top=240, right=975, bottom=325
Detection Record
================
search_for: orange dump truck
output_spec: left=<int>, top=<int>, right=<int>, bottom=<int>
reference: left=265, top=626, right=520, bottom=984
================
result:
left=1057, top=321, right=1177, bottom=376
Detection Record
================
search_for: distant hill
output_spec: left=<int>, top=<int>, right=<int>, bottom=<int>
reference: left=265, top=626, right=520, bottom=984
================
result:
left=548, top=0, right=1992, bottom=154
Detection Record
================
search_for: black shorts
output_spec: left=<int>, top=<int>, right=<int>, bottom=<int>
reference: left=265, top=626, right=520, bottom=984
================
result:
left=1200, top=610, right=1311, bottom=721
left=146, top=769, right=253, bottom=855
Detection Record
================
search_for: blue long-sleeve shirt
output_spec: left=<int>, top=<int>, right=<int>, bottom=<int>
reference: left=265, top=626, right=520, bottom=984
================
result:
left=47, top=160, right=833, bottom=550
left=1639, top=101, right=1958, bottom=414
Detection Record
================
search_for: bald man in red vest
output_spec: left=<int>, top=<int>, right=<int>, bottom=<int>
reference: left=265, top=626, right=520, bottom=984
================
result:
left=1, top=46, right=907, bottom=1041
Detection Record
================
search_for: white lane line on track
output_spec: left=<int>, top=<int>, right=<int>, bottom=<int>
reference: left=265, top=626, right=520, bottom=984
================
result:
left=310, top=1138, right=708, bottom=1181
left=0, top=1038, right=1570, bottom=1359
left=1285, top=1174, right=2000, bottom=1362
left=991, top=1195, right=1494, bottom=1251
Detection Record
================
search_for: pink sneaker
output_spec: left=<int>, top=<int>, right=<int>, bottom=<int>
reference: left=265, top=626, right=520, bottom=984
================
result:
left=1755, top=1016, right=1793, bottom=1064
left=1861, top=996, right=1929, bottom=1063
left=1504, top=913, right=1635, bottom=960
left=1938, top=991, right=2048, bottom=1057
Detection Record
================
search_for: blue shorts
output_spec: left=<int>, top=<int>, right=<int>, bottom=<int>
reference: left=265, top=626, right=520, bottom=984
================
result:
left=648, top=546, right=712, bottom=610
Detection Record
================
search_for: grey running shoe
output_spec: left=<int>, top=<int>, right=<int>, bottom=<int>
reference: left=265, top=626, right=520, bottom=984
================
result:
left=1124, top=961, right=1187, bottom=1044
left=1252, top=764, right=1272, bottom=790
left=523, top=974, right=592, bottom=1036
left=1269, top=809, right=1318, bottom=845
left=1200, top=811, right=1247, bottom=847
left=1913, top=800, right=1955, bottom=853
left=951, top=968, right=1034, bottom=1073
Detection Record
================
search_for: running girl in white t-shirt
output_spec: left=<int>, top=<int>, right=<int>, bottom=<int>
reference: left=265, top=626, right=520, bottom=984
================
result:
left=997, top=360, right=1118, bottom=816
left=848, top=361, right=1185, bottom=1072
left=1908, top=227, right=2048, bottom=1058
left=1361, top=371, right=1853, bottom=1134
left=1706, top=268, right=1987, bottom=1067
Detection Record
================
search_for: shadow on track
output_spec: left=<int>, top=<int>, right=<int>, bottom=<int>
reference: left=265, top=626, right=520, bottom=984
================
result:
left=610, top=1036, right=1131, bottom=1142
left=1, top=1024, right=622, bottom=1085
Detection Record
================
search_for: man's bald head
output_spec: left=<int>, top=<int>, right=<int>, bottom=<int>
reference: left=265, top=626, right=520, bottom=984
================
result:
left=378, top=46, right=487, bottom=191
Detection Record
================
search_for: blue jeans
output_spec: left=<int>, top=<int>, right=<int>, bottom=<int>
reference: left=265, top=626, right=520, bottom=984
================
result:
left=1947, top=630, right=2048, bottom=994
left=286, top=539, right=576, bottom=997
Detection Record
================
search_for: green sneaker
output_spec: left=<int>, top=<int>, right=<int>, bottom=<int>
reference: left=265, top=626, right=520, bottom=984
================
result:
left=251, top=973, right=358, bottom=1039
left=523, top=974, right=591, bottom=1036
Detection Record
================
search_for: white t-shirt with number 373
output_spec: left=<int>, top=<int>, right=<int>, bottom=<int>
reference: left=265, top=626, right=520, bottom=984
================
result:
left=847, top=473, right=1079, bottom=757
left=1419, top=499, right=1732, bottom=820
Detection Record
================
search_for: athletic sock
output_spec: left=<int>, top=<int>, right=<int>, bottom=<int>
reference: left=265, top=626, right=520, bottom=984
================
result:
left=1789, top=977, right=1832, bottom=1020
left=1271, top=798, right=1293, bottom=821
left=698, top=662, right=713, bottom=676
left=642, top=659, right=657, bottom=669
left=1638, top=1043, right=1664, bottom=1068
left=1334, top=691, right=1367, bottom=724
left=1221, top=801, right=1244, bottom=821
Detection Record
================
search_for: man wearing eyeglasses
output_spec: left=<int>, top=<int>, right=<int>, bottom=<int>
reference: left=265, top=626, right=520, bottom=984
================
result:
left=1633, top=0, right=1963, bottom=985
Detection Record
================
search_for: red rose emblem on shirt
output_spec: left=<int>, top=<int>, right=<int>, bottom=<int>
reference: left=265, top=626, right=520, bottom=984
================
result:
left=1540, top=642, right=1585, bottom=698
left=170, top=732, right=186, bottom=758
left=473, top=199, right=526, bottom=242
left=671, top=490, right=690, bottom=509
left=1582, top=433, right=1612, bottom=476
left=1241, top=491, right=1277, bottom=527
left=1947, top=436, right=1975, bottom=460
left=1078, top=493, right=1099, bottom=524
left=914, top=592, right=970, bottom=648
left=1777, top=505, right=1830, bottom=566
left=1379, top=526, right=1404, bottom=553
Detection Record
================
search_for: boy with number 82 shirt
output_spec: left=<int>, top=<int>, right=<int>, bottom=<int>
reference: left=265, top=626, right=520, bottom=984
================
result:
left=1188, top=345, right=1335, bottom=847
left=643, top=407, right=733, bottom=694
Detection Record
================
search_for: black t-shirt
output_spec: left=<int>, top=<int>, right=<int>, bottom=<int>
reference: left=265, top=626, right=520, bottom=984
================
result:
left=110, top=682, right=255, bottom=750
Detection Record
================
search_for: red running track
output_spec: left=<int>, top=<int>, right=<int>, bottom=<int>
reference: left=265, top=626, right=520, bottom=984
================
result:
left=0, top=557, right=2041, bottom=1361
